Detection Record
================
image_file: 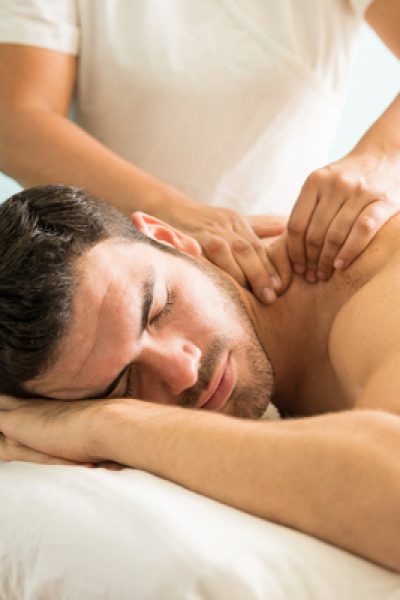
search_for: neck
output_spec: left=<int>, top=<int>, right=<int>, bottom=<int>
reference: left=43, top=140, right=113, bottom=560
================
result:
left=242, top=276, right=318, bottom=412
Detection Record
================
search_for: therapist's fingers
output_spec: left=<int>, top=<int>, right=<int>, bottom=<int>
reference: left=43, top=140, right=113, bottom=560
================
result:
left=248, top=215, right=287, bottom=238
left=318, top=199, right=392, bottom=277
left=287, top=178, right=320, bottom=274
left=135, top=202, right=286, bottom=304
left=231, top=235, right=282, bottom=303
left=233, top=217, right=284, bottom=297
left=198, top=231, right=246, bottom=285
left=302, top=192, right=345, bottom=280
left=265, top=233, right=293, bottom=294
left=198, top=230, right=281, bottom=303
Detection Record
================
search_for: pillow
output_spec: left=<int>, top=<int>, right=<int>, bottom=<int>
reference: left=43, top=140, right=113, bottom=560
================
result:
left=0, top=461, right=399, bottom=599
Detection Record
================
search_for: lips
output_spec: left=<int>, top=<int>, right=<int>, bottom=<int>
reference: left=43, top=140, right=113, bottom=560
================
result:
left=197, top=354, right=235, bottom=411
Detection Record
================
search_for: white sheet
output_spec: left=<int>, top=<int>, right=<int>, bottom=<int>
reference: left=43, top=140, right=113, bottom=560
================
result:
left=1, top=461, right=399, bottom=599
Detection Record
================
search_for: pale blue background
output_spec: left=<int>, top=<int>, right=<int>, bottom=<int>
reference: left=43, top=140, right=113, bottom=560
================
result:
left=0, top=24, right=398, bottom=203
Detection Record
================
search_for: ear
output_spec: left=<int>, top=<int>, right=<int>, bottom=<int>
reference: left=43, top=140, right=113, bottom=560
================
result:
left=131, top=211, right=202, bottom=258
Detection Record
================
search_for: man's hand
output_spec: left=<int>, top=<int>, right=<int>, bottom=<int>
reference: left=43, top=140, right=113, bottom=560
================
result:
left=287, top=152, right=400, bottom=282
left=0, top=395, right=143, bottom=471
left=0, top=394, right=104, bottom=464
left=0, top=432, right=89, bottom=466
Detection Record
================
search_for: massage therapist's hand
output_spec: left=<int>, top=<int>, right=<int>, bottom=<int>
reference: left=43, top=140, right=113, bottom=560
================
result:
left=140, top=199, right=286, bottom=304
left=0, top=394, right=126, bottom=469
left=287, top=152, right=400, bottom=282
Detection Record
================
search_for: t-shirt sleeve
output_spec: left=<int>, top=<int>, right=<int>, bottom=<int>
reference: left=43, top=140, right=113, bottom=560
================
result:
left=0, top=0, right=79, bottom=55
left=346, top=0, right=374, bottom=17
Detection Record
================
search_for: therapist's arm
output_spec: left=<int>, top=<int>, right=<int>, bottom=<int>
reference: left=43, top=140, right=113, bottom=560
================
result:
left=287, top=0, right=400, bottom=282
left=1, top=397, right=399, bottom=572
left=0, top=44, right=285, bottom=304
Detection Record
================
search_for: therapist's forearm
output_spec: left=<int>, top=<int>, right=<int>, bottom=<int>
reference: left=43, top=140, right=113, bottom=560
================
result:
left=95, top=403, right=400, bottom=571
left=0, top=107, right=194, bottom=218
left=349, top=94, right=400, bottom=159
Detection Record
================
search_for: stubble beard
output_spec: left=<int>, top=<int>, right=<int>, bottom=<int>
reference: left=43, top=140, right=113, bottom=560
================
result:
left=181, top=257, right=275, bottom=420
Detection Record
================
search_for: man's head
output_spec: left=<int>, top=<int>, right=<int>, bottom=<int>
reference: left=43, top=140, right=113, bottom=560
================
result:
left=0, top=185, right=274, bottom=418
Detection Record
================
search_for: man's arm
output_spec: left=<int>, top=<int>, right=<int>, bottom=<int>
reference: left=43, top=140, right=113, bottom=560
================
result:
left=1, top=397, right=399, bottom=571
left=96, top=404, right=400, bottom=571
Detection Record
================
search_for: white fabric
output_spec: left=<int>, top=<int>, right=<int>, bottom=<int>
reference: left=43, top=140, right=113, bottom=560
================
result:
left=0, top=461, right=399, bottom=599
left=0, top=1, right=371, bottom=214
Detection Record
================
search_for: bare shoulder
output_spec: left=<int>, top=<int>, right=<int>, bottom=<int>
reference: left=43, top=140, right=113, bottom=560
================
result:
left=328, top=215, right=400, bottom=407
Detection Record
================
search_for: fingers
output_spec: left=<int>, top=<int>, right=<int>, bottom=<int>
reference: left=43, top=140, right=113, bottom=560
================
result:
left=231, top=236, right=282, bottom=303
left=287, top=176, right=320, bottom=274
left=198, top=229, right=282, bottom=304
left=0, top=394, right=25, bottom=410
left=287, top=159, right=397, bottom=283
left=0, top=434, right=85, bottom=466
left=248, top=215, right=287, bottom=238
left=323, top=200, right=393, bottom=274
left=135, top=200, right=292, bottom=304
left=266, top=234, right=293, bottom=294
left=198, top=232, right=247, bottom=285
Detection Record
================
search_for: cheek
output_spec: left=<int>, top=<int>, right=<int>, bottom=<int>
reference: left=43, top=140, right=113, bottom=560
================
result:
left=175, top=301, right=239, bottom=344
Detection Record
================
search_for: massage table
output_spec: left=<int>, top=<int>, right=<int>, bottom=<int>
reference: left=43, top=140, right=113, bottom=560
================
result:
left=1, top=458, right=400, bottom=599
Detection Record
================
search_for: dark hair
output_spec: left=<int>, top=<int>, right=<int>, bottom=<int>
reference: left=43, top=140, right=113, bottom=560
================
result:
left=0, top=184, right=161, bottom=397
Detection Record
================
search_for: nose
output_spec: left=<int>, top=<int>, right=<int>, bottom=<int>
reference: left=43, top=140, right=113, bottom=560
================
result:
left=140, top=336, right=202, bottom=400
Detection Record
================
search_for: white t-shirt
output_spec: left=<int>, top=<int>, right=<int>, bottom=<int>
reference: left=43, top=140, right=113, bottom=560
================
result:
left=0, top=0, right=371, bottom=215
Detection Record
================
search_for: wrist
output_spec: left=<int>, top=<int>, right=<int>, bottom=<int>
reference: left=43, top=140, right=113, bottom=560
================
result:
left=90, top=399, right=172, bottom=465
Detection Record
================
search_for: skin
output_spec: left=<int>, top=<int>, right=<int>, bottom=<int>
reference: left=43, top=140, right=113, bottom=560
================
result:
left=24, top=237, right=274, bottom=420
left=2, top=211, right=400, bottom=570
left=0, top=0, right=399, bottom=297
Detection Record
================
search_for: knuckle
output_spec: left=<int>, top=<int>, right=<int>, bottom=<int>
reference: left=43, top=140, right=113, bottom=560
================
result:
left=355, top=181, right=369, bottom=195
left=326, top=227, right=346, bottom=247
left=334, top=174, right=353, bottom=191
left=356, top=214, right=377, bottom=234
left=218, top=207, right=240, bottom=226
left=287, top=219, right=304, bottom=237
left=232, top=237, right=252, bottom=254
left=306, top=232, right=323, bottom=249
left=203, top=235, right=229, bottom=254
left=376, top=191, right=389, bottom=204
left=307, top=169, right=325, bottom=185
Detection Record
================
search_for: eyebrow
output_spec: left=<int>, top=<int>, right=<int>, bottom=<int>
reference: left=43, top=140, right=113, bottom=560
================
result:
left=81, top=267, right=156, bottom=400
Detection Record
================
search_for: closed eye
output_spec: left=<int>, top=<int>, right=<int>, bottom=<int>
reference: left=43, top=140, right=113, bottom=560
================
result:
left=121, top=289, right=175, bottom=399
left=150, top=288, right=174, bottom=326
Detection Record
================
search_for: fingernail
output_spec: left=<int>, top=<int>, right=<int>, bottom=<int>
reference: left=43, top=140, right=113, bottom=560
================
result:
left=262, top=287, right=277, bottom=304
left=270, top=275, right=281, bottom=290
left=334, top=258, right=344, bottom=270
left=305, top=270, right=317, bottom=283
left=317, top=270, right=327, bottom=281
left=294, top=264, right=305, bottom=274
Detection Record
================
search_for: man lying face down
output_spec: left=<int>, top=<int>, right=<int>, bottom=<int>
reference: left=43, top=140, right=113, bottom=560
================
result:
left=0, top=185, right=400, bottom=572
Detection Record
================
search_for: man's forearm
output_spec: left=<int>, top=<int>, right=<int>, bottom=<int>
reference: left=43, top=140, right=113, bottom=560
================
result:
left=96, top=403, right=400, bottom=571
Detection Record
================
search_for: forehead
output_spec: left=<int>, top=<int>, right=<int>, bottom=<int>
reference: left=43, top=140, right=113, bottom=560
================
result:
left=26, top=239, right=163, bottom=397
